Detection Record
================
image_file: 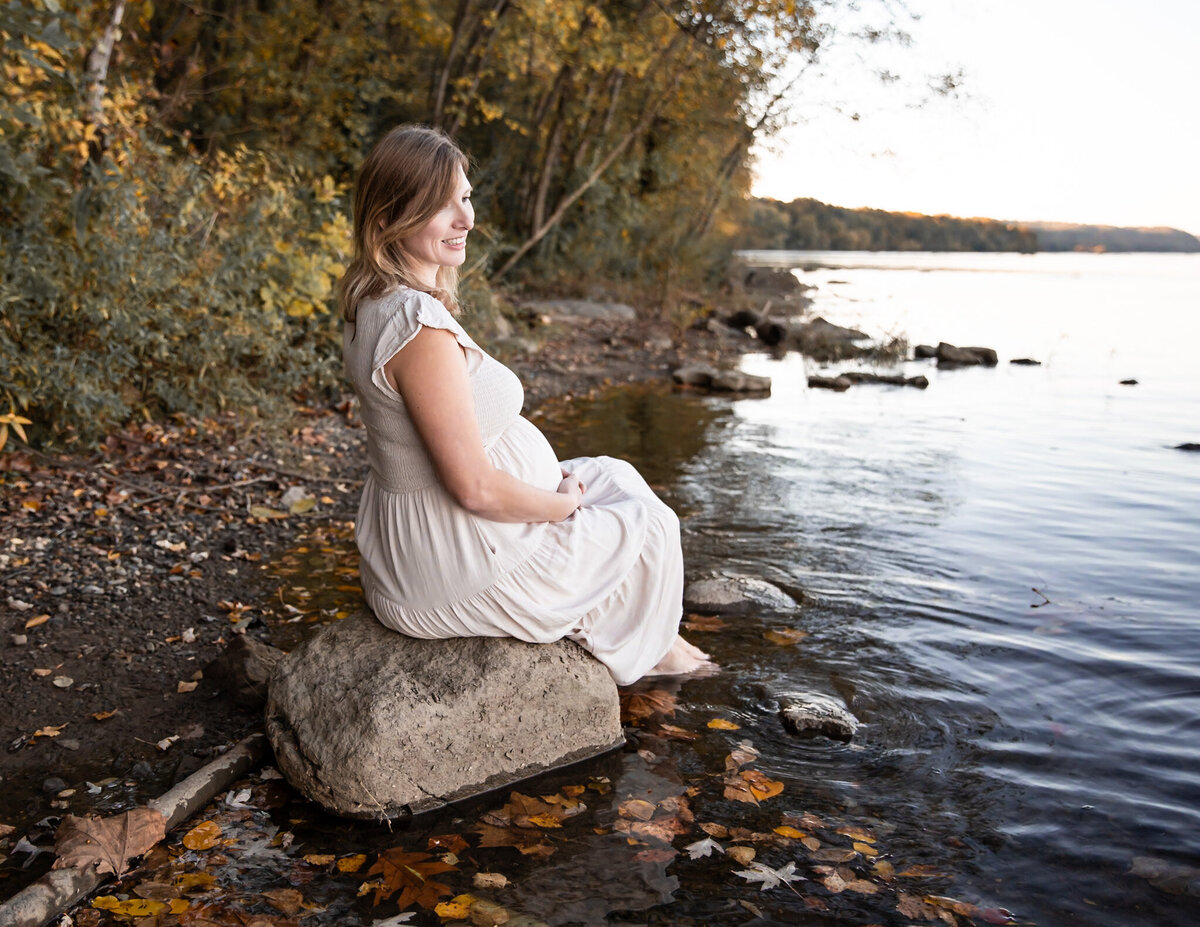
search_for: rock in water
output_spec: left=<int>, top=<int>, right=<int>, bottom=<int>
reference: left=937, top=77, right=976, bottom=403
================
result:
left=266, top=612, right=622, bottom=819
left=779, top=694, right=859, bottom=741
left=684, top=574, right=797, bottom=614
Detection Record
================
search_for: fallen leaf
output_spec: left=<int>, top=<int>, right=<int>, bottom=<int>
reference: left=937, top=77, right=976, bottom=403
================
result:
left=684, top=837, right=724, bottom=859
left=734, top=860, right=802, bottom=892
left=177, top=681, right=198, bottom=693
left=727, top=845, right=756, bottom=865
left=24, top=614, right=50, bottom=629
left=655, top=723, right=699, bottom=741
left=303, top=853, right=337, bottom=866
left=812, top=848, right=857, bottom=863
left=725, top=769, right=785, bottom=804
left=366, top=848, right=457, bottom=909
left=836, top=826, right=876, bottom=843
left=249, top=505, right=289, bottom=520
left=92, top=709, right=119, bottom=721
left=925, top=894, right=979, bottom=916
left=873, top=859, right=896, bottom=881
left=682, top=614, right=727, bottom=631
left=783, top=811, right=826, bottom=832
left=52, top=675, right=73, bottom=688
left=700, top=822, right=730, bottom=838
left=853, top=841, right=878, bottom=857
left=763, top=628, right=808, bottom=646
left=32, top=668, right=53, bottom=677
left=707, top=718, right=741, bottom=730
left=527, top=813, right=563, bottom=829
left=262, top=887, right=304, bottom=915
left=93, top=896, right=167, bottom=917
left=845, top=878, right=880, bottom=894
left=898, top=863, right=949, bottom=879
left=773, top=826, right=806, bottom=839
left=31, top=723, right=68, bottom=740
left=619, top=688, right=677, bottom=722
left=725, top=743, right=760, bottom=770
left=54, top=810, right=167, bottom=877
left=801, top=836, right=821, bottom=851
left=435, top=898, right=473, bottom=919
left=181, top=820, right=221, bottom=851
left=618, top=799, right=657, bottom=822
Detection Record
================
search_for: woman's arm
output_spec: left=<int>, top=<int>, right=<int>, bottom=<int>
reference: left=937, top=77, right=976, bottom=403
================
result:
left=384, top=325, right=582, bottom=523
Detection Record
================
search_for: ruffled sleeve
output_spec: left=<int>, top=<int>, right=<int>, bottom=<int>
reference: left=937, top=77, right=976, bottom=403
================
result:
left=367, top=287, right=484, bottom=397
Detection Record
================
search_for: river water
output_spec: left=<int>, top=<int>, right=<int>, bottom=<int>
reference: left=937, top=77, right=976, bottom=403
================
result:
left=535, top=251, right=1200, bottom=925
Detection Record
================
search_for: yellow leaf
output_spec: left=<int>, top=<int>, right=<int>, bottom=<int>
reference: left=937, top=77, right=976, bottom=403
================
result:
left=249, top=505, right=289, bottom=520
left=773, top=826, right=806, bottom=839
left=337, top=853, right=367, bottom=873
left=181, top=820, right=221, bottom=851
left=93, top=896, right=167, bottom=916
left=25, top=614, right=49, bottom=629
left=527, top=813, right=563, bottom=829
left=707, top=718, right=740, bottom=730
left=169, top=898, right=190, bottom=914
left=303, top=853, right=336, bottom=865
left=853, top=841, right=879, bottom=857
left=436, top=899, right=472, bottom=919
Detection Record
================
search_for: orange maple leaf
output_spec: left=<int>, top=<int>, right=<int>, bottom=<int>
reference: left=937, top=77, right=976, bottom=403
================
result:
left=364, top=849, right=456, bottom=909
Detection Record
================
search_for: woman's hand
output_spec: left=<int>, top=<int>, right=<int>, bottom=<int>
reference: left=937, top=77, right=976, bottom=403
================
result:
left=556, top=470, right=585, bottom=517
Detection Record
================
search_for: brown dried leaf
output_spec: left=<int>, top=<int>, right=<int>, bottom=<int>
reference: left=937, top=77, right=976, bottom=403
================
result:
left=365, top=848, right=457, bottom=909
left=699, top=822, right=729, bottom=839
left=845, top=879, right=880, bottom=895
left=727, top=845, right=756, bottom=865
left=655, top=723, right=699, bottom=742
left=812, top=848, right=858, bottom=863
left=54, top=809, right=167, bottom=877
left=619, top=688, right=677, bottom=722
left=618, top=799, right=657, bottom=822
left=763, top=628, right=809, bottom=646
left=181, top=820, right=221, bottom=851
left=681, top=614, right=727, bottom=632
left=427, top=835, right=468, bottom=855
left=262, top=887, right=304, bottom=915
left=898, top=863, right=949, bottom=879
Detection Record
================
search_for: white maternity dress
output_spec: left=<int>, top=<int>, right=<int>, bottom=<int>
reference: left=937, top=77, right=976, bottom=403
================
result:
left=343, top=285, right=682, bottom=685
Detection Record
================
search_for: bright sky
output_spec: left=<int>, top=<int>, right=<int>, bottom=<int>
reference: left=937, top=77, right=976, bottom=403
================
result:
left=751, top=0, right=1200, bottom=235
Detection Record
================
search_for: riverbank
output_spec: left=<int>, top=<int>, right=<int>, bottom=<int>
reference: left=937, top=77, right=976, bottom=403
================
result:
left=0, top=302, right=755, bottom=899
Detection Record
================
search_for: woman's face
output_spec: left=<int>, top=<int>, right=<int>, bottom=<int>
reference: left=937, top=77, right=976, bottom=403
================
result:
left=402, top=165, right=474, bottom=286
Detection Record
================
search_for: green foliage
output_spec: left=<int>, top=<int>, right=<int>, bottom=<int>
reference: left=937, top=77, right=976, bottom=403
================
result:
left=733, top=197, right=1038, bottom=252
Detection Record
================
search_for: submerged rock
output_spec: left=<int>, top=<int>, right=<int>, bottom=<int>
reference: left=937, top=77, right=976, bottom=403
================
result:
left=684, top=574, right=796, bottom=614
left=779, top=693, right=859, bottom=741
left=710, top=370, right=771, bottom=393
left=936, top=342, right=998, bottom=367
left=266, top=612, right=622, bottom=819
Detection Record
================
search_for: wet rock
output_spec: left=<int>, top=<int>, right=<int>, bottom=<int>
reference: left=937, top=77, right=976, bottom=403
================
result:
left=840, top=371, right=929, bottom=389
left=807, top=375, right=852, bottom=391
left=936, top=342, right=998, bottom=367
left=723, top=308, right=762, bottom=329
left=710, top=370, right=771, bottom=393
left=205, top=634, right=284, bottom=706
left=524, top=299, right=637, bottom=322
left=684, top=574, right=796, bottom=615
left=1120, top=378, right=1139, bottom=385
left=1010, top=357, right=1042, bottom=366
left=266, top=611, right=622, bottom=819
left=754, top=318, right=788, bottom=346
left=42, top=776, right=67, bottom=795
left=742, top=267, right=801, bottom=293
left=913, top=344, right=938, bottom=359
left=788, top=317, right=870, bottom=356
left=672, top=364, right=719, bottom=387
left=1176, top=443, right=1200, bottom=452
left=779, top=694, right=859, bottom=741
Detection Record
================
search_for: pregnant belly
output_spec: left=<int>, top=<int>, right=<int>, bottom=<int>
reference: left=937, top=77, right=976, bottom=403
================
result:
left=487, top=416, right=562, bottom=490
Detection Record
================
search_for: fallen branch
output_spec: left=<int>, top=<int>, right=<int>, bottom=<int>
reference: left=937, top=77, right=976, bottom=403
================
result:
left=0, top=733, right=268, bottom=927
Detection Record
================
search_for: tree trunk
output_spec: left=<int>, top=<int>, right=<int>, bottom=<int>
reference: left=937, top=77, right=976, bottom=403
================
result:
left=83, top=0, right=127, bottom=158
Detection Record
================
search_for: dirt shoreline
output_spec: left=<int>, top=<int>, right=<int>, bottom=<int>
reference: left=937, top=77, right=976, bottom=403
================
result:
left=0, top=309, right=752, bottom=900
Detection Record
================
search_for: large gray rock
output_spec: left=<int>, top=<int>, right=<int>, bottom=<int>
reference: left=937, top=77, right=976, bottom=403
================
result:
left=780, top=693, right=859, bottom=741
left=684, top=573, right=796, bottom=614
left=710, top=370, right=771, bottom=393
left=525, top=299, right=637, bottom=321
left=936, top=342, right=998, bottom=367
left=265, top=612, right=622, bottom=819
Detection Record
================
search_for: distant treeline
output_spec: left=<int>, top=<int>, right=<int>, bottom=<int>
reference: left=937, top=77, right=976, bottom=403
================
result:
left=1023, top=223, right=1200, bottom=253
left=739, top=198, right=1200, bottom=253
left=739, top=198, right=1037, bottom=252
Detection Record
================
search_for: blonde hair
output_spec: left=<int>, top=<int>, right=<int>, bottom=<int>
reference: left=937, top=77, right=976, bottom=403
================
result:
left=339, top=125, right=468, bottom=322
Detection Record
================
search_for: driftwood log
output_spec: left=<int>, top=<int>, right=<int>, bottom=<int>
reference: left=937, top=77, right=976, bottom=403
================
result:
left=0, top=734, right=268, bottom=927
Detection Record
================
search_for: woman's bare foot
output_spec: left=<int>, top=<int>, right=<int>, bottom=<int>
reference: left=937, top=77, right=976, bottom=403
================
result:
left=646, top=634, right=718, bottom=678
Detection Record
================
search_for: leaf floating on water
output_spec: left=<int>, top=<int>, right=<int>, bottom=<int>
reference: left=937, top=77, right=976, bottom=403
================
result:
left=897, top=863, right=949, bottom=879
left=812, top=847, right=857, bottom=864
left=656, top=723, right=699, bottom=741
left=727, top=845, right=756, bottom=866
left=434, top=897, right=473, bottom=919
left=54, top=809, right=167, bottom=877
left=262, top=887, right=304, bottom=915
left=763, top=628, right=808, bottom=646
left=873, top=859, right=896, bottom=881
left=682, top=614, right=727, bottom=632
left=853, top=842, right=879, bottom=857
left=426, top=835, right=467, bottom=856
left=725, top=769, right=785, bottom=804
left=836, top=826, right=876, bottom=843
left=620, top=688, right=677, bottom=722
left=684, top=837, right=724, bottom=859
left=181, top=820, right=221, bottom=851
left=365, top=848, right=457, bottom=909
left=707, top=718, right=741, bottom=730
left=618, top=799, right=657, bottom=822
left=734, top=860, right=802, bottom=892
left=773, top=826, right=806, bottom=839
left=699, top=822, right=730, bottom=839
left=93, top=895, right=167, bottom=916
left=783, top=811, right=826, bottom=832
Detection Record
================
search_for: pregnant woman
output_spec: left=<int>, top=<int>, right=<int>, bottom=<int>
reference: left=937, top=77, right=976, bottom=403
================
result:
left=339, top=125, right=710, bottom=685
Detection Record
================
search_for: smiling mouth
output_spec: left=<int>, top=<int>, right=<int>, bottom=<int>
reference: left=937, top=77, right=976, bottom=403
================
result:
left=444, top=237, right=466, bottom=246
